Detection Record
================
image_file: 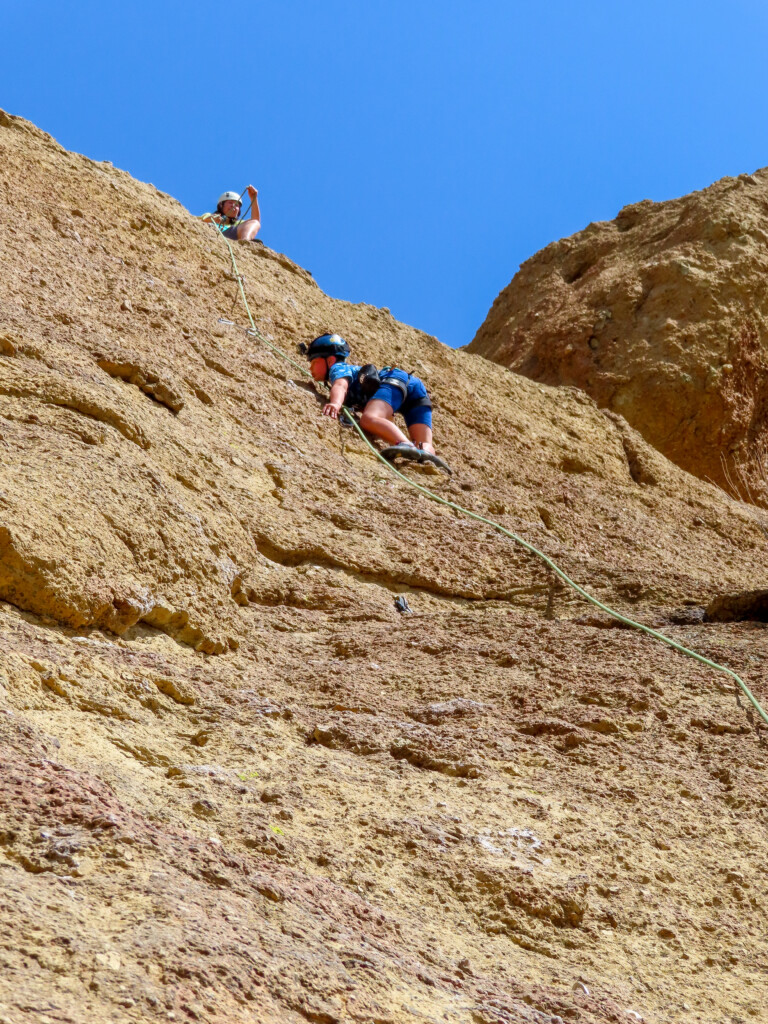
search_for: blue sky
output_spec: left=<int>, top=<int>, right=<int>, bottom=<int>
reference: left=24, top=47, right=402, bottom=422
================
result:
left=3, top=1, right=767, bottom=346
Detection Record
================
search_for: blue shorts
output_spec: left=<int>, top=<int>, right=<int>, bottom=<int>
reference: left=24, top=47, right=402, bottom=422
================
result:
left=371, top=369, right=433, bottom=430
left=222, top=225, right=240, bottom=240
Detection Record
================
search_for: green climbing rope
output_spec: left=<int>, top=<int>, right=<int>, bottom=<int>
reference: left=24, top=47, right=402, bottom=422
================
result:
left=211, top=226, right=768, bottom=730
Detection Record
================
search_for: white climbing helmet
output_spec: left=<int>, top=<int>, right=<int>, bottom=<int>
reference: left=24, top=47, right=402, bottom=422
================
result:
left=217, top=191, right=241, bottom=210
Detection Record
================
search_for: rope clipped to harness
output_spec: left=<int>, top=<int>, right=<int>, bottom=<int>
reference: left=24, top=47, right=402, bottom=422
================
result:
left=209, top=223, right=768, bottom=731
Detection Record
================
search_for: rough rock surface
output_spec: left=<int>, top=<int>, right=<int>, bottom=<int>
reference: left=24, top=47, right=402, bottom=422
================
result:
left=2, top=109, right=768, bottom=1024
left=469, top=169, right=768, bottom=501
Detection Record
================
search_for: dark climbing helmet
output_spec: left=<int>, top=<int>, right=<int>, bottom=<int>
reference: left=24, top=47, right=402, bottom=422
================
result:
left=302, top=333, right=350, bottom=362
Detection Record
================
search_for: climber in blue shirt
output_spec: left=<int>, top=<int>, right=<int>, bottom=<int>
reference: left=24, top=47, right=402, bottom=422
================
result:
left=302, top=333, right=451, bottom=473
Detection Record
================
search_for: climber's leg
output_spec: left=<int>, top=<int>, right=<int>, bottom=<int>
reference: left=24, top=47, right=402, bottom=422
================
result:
left=236, top=218, right=261, bottom=241
left=359, top=399, right=411, bottom=448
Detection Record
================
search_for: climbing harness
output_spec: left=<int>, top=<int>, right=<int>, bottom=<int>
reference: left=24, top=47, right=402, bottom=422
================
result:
left=378, top=369, right=408, bottom=401
left=209, top=225, right=768, bottom=731
left=379, top=367, right=434, bottom=424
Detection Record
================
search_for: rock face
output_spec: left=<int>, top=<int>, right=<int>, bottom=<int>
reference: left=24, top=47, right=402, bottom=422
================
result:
left=2, top=109, right=768, bottom=1024
left=469, top=170, right=768, bottom=500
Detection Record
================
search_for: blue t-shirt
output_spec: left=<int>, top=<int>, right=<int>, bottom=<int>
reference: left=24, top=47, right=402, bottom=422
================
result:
left=328, top=362, right=362, bottom=385
left=328, top=362, right=366, bottom=408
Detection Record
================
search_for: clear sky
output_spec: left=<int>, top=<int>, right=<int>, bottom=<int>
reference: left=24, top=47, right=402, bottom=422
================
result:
left=3, top=1, right=767, bottom=347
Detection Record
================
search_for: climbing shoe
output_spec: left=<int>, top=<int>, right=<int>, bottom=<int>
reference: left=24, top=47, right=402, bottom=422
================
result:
left=381, top=442, right=422, bottom=463
left=418, top=450, right=453, bottom=475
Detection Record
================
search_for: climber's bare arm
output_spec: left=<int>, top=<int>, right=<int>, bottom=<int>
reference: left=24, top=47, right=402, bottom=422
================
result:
left=323, top=379, right=350, bottom=418
left=245, top=185, right=260, bottom=224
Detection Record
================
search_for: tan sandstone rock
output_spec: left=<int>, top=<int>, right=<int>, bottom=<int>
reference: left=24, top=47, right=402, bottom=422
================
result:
left=2, top=108, right=768, bottom=1024
left=469, top=170, right=768, bottom=501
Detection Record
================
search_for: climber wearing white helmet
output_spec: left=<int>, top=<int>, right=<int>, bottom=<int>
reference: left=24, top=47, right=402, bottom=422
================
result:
left=200, top=184, right=261, bottom=242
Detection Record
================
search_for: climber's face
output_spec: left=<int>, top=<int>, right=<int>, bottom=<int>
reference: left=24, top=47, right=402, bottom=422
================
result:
left=310, top=356, right=334, bottom=381
left=221, top=199, right=241, bottom=218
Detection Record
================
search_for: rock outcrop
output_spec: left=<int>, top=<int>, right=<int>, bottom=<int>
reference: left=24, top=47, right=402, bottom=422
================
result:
left=2, top=109, right=768, bottom=1024
left=469, top=170, right=768, bottom=501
